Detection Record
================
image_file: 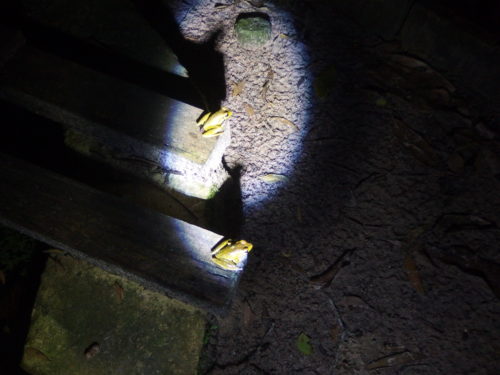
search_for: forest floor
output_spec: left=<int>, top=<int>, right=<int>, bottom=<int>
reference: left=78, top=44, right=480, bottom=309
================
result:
left=175, top=1, right=500, bottom=374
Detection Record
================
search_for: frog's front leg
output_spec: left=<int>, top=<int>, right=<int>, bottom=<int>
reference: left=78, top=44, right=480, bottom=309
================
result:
left=211, top=239, right=231, bottom=257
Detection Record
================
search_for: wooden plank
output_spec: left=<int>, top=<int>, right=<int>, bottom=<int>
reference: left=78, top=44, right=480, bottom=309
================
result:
left=0, top=153, right=241, bottom=314
left=0, top=45, right=212, bottom=165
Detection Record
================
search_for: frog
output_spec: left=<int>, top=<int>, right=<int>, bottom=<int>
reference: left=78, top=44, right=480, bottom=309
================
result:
left=210, top=239, right=253, bottom=271
left=196, top=107, right=233, bottom=137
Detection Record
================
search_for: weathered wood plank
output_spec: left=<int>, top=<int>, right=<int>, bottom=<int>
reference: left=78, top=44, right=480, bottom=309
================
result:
left=0, top=45, right=210, bottom=164
left=0, top=153, right=241, bottom=313
left=0, top=41, right=231, bottom=198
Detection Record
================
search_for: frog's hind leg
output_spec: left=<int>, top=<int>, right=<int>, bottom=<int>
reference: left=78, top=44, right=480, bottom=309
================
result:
left=211, top=257, right=240, bottom=271
left=202, top=126, right=224, bottom=137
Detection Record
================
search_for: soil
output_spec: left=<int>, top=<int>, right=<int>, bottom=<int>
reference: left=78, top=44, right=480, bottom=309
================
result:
left=173, top=0, right=500, bottom=374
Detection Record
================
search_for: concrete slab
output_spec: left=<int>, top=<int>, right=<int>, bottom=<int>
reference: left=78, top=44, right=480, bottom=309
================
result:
left=21, top=254, right=206, bottom=375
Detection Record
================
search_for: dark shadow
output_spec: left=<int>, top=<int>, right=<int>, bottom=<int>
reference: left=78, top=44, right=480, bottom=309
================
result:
left=0, top=3, right=205, bottom=109
left=205, top=159, right=244, bottom=238
left=131, top=0, right=227, bottom=111
left=0, top=229, right=47, bottom=375
left=236, top=12, right=271, bottom=22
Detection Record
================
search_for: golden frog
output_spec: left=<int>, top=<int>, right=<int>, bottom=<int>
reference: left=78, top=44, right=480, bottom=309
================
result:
left=197, top=107, right=232, bottom=137
left=211, top=239, right=253, bottom=271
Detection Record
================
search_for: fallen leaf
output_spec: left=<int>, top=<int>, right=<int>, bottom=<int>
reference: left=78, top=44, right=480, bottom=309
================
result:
left=84, top=342, right=100, bottom=359
left=339, top=295, right=369, bottom=309
left=261, top=81, right=270, bottom=100
left=389, top=54, right=431, bottom=71
left=243, top=103, right=255, bottom=117
left=279, top=33, right=291, bottom=39
left=393, top=118, right=439, bottom=167
left=296, top=206, right=303, bottom=223
left=231, top=80, right=245, bottom=96
left=242, top=299, right=256, bottom=328
left=383, top=344, right=407, bottom=353
left=113, top=282, right=124, bottom=302
left=435, top=214, right=497, bottom=233
left=214, top=3, right=231, bottom=9
left=388, top=54, right=456, bottom=93
left=425, top=88, right=452, bottom=108
left=0, top=270, right=5, bottom=285
left=309, top=249, right=353, bottom=289
left=314, top=64, right=337, bottom=98
left=366, top=351, right=418, bottom=370
left=447, top=152, right=464, bottom=173
left=475, top=123, right=496, bottom=140
left=24, top=347, right=50, bottom=362
left=268, top=116, right=299, bottom=132
left=245, top=0, right=265, bottom=8
left=330, top=325, right=341, bottom=341
left=49, top=255, right=66, bottom=272
left=404, top=254, right=425, bottom=294
left=375, top=97, right=388, bottom=107
left=266, top=68, right=274, bottom=82
left=259, top=174, right=288, bottom=183
left=296, top=333, right=313, bottom=355
left=404, top=225, right=429, bottom=246
left=260, top=68, right=274, bottom=100
left=434, top=245, right=500, bottom=299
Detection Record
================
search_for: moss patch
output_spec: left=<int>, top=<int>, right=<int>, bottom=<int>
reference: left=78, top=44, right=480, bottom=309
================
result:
left=22, top=254, right=206, bottom=375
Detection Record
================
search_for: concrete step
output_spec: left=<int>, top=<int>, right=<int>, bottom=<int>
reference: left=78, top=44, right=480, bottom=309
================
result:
left=21, top=254, right=207, bottom=375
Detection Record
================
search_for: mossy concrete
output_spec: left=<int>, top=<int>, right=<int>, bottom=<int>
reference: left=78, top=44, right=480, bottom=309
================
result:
left=22, top=254, right=206, bottom=375
left=234, top=13, right=272, bottom=49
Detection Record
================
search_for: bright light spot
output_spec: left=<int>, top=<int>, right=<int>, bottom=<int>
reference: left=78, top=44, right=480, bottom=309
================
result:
left=174, top=1, right=313, bottom=211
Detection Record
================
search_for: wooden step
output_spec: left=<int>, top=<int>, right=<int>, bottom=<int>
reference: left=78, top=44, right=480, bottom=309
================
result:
left=0, top=153, right=244, bottom=314
left=0, top=22, right=230, bottom=199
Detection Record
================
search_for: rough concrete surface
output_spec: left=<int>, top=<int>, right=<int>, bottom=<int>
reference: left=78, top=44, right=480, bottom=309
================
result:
left=22, top=254, right=206, bottom=375
left=171, top=0, right=499, bottom=374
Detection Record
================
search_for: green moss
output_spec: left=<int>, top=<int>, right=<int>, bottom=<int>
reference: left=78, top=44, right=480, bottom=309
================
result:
left=235, top=14, right=272, bottom=47
left=22, top=255, right=206, bottom=375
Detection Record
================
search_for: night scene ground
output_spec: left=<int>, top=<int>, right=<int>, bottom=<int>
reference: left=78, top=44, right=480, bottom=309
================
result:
left=0, top=0, right=499, bottom=374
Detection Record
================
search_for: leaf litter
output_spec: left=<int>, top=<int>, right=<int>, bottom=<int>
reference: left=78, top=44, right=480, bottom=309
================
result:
left=366, top=350, right=421, bottom=370
left=231, top=80, right=246, bottom=96
left=267, top=116, right=299, bottom=132
left=392, top=118, right=440, bottom=167
left=296, top=333, right=313, bottom=355
left=309, top=248, right=354, bottom=289
left=401, top=225, right=430, bottom=295
left=259, top=174, right=288, bottom=183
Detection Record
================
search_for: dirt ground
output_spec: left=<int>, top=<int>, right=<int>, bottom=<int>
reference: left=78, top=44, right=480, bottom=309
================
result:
left=172, top=1, right=500, bottom=374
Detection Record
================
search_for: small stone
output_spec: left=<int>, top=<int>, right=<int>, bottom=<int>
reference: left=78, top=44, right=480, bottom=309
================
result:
left=84, top=343, right=100, bottom=359
left=234, top=13, right=272, bottom=49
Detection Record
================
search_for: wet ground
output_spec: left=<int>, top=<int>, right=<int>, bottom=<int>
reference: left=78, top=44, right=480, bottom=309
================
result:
left=173, top=1, right=500, bottom=374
